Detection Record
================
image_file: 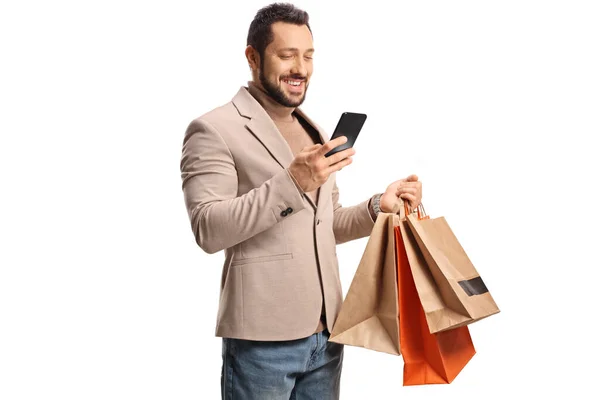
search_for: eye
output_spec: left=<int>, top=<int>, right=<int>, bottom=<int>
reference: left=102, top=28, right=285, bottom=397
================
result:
left=280, top=55, right=293, bottom=60
left=304, top=56, right=313, bottom=61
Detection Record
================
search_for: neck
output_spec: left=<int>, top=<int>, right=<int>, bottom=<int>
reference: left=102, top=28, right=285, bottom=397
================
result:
left=247, top=81, right=295, bottom=122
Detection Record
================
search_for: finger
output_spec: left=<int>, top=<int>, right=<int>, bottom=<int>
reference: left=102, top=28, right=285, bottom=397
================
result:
left=400, top=193, right=417, bottom=208
left=303, top=144, right=322, bottom=153
left=324, top=155, right=353, bottom=175
left=405, top=174, right=419, bottom=182
left=325, top=147, right=355, bottom=166
left=396, top=181, right=420, bottom=188
left=396, top=182, right=420, bottom=190
left=318, top=136, right=348, bottom=156
left=396, top=183, right=420, bottom=193
left=328, top=135, right=349, bottom=146
left=396, top=187, right=418, bottom=196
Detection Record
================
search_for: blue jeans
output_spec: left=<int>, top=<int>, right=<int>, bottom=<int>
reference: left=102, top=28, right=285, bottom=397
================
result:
left=221, top=330, right=344, bottom=399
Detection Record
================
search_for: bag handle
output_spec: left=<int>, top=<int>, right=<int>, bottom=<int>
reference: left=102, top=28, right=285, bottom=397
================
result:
left=390, top=199, right=429, bottom=220
left=403, top=202, right=429, bottom=221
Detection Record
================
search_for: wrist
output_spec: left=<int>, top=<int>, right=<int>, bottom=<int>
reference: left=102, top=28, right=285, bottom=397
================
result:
left=370, top=193, right=383, bottom=217
left=287, top=168, right=305, bottom=193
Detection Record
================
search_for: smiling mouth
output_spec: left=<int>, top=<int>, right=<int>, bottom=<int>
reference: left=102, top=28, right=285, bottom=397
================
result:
left=284, top=79, right=302, bottom=86
left=282, top=78, right=305, bottom=87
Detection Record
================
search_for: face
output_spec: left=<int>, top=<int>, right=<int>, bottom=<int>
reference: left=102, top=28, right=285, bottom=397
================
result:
left=251, top=22, right=314, bottom=108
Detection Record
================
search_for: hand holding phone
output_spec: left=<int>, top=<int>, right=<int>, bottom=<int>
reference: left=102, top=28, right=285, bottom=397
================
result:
left=325, top=112, right=367, bottom=157
left=288, top=136, right=354, bottom=193
left=287, top=112, right=365, bottom=193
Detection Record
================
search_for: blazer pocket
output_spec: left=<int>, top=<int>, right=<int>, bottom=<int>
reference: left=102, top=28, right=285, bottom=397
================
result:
left=240, top=222, right=289, bottom=260
left=231, top=252, right=293, bottom=266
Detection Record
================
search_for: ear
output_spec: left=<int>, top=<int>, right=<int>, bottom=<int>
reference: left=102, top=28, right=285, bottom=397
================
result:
left=245, top=45, right=260, bottom=71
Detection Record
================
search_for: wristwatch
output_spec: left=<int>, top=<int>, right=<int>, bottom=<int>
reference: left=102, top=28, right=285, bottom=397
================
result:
left=372, top=193, right=383, bottom=215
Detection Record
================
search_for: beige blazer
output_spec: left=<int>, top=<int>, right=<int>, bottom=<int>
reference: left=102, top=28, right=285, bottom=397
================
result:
left=180, top=87, right=375, bottom=341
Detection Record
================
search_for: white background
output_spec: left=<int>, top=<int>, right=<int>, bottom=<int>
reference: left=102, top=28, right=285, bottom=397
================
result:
left=1, top=0, right=599, bottom=398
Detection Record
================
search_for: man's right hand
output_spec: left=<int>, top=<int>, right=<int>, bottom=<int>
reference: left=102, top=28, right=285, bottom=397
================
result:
left=288, top=136, right=355, bottom=193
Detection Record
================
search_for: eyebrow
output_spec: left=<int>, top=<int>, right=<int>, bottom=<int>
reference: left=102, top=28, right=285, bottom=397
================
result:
left=278, top=47, right=315, bottom=53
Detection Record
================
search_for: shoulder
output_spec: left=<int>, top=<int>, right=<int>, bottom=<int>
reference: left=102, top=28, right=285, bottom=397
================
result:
left=186, top=101, right=242, bottom=136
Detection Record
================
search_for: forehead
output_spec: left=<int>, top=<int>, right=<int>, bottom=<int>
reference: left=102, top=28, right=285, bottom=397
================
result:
left=267, top=21, right=313, bottom=52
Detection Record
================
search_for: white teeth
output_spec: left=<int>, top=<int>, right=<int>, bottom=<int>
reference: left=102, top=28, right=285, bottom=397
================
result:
left=285, top=80, right=301, bottom=86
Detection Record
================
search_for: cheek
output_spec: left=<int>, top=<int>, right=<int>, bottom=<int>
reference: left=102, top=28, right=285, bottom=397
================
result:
left=265, top=59, right=289, bottom=79
left=306, top=64, right=313, bottom=78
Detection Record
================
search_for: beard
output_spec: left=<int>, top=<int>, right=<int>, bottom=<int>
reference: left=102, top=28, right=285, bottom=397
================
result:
left=259, top=62, right=308, bottom=108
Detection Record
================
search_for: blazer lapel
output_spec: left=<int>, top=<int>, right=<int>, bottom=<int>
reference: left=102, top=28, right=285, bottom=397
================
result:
left=233, top=87, right=319, bottom=211
left=295, top=108, right=335, bottom=218
left=232, top=87, right=294, bottom=170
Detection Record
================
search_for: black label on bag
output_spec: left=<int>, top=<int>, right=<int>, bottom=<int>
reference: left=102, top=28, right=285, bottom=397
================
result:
left=458, top=276, right=488, bottom=296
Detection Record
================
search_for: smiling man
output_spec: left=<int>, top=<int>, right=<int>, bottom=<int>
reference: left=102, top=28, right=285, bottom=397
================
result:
left=180, top=3, right=422, bottom=399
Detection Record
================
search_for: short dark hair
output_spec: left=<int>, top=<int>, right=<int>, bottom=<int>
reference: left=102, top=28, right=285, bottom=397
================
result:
left=247, top=3, right=311, bottom=59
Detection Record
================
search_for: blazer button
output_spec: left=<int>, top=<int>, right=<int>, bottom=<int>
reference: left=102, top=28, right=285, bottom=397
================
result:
left=286, top=207, right=293, bottom=214
left=280, top=210, right=288, bottom=217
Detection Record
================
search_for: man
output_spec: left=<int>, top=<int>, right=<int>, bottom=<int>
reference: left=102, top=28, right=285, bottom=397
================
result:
left=180, top=3, right=422, bottom=399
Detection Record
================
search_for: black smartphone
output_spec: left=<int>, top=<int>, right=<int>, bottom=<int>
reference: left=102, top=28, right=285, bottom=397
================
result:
left=324, top=112, right=367, bottom=157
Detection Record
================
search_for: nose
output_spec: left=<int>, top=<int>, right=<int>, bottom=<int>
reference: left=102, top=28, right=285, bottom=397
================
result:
left=290, top=57, right=307, bottom=77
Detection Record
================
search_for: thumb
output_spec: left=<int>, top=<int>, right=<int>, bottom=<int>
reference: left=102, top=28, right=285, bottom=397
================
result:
left=405, top=174, right=419, bottom=182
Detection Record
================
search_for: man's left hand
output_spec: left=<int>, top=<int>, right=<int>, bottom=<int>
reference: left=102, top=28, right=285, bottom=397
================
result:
left=379, top=174, right=423, bottom=213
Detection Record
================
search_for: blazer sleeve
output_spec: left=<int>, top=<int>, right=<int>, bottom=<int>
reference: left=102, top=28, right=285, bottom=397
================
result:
left=330, top=175, right=376, bottom=244
left=180, top=118, right=306, bottom=254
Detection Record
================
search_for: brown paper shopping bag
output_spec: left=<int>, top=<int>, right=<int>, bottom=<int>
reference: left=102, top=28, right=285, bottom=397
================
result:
left=398, top=206, right=476, bottom=334
left=329, top=212, right=401, bottom=355
left=405, top=205, right=500, bottom=333
left=395, top=215, right=476, bottom=385
left=330, top=203, right=479, bottom=385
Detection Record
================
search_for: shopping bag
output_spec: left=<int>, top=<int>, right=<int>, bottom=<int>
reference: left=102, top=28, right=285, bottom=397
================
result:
left=399, top=212, right=472, bottom=333
left=396, top=207, right=476, bottom=385
left=329, top=212, right=402, bottom=355
left=406, top=205, right=500, bottom=333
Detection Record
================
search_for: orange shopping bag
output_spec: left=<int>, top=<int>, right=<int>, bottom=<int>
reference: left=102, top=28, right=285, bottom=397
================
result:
left=396, top=204, right=476, bottom=385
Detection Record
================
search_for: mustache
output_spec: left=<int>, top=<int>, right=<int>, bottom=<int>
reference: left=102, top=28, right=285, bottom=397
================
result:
left=282, top=75, right=307, bottom=81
